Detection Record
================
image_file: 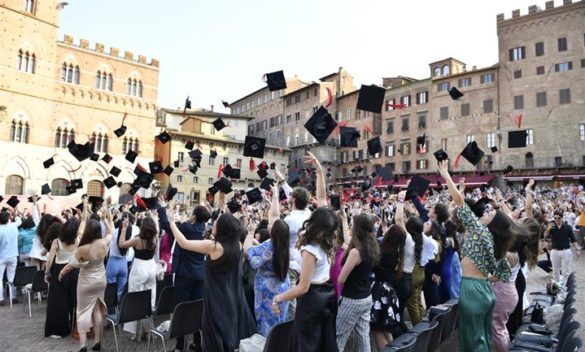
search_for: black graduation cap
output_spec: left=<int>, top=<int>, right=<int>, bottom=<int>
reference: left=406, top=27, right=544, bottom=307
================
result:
left=504, top=165, right=514, bottom=174
left=406, top=175, right=431, bottom=199
left=448, top=87, right=464, bottom=100
left=128, top=184, right=140, bottom=195
left=110, top=166, right=121, bottom=177
left=433, top=149, right=449, bottom=162
left=134, top=164, right=148, bottom=176
left=459, top=141, right=484, bottom=165
left=71, top=179, right=83, bottom=190
left=114, top=125, right=127, bottom=138
left=208, top=185, right=219, bottom=195
left=270, top=162, right=276, bottom=170
left=491, top=146, right=498, bottom=153
left=184, top=96, right=192, bottom=110
left=117, top=182, right=123, bottom=188
left=142, top=197, right=160, bottom=210
left=104, top=176, right=117, bottom=189
left=149, top=160, right=163, bottom=174
left=68, top=141, right=94, bottom=162
left=339, top=127, right=360, bottom=148
left=227, top=198, right=242, bottom=213
left=330, top=194, right=341, bottom=210
left=134, top=172, right=154, bottom=189
left=470, top=197, right=494, bottom=218
left=231, top=168, right=241, bottom=179
left=355, top=166, right=364, bottom=173
left=7, top=196, right=20, bottom=208
left=257, top=168, right=268, bottom=179
left=66, top=185, right=77, bottom=195
left=246, top=188, right=263, bottom=204
left=188, top=164, right=198, bottom=174
left=243, top=136, right=266, bottom=158
left=43, top=157, right=55, bottom=169
left=223, top=164, right=235, bottom=178
left=304, top=106, right=337, bottom=144
left=164, top=165, right=174, bottom=176
left=90, top=153, right=99, bottom=162
left=265, top=70, right=286, bottom=91
left=508, top=130, right=527, bottom=148
left=165, top=185, right=177, bottom=201
left=416, top=134, right=426, bottom=148
left=156, top=131, right=171, bottom=144
left=102, top=154, right=113, bottom=163
left=377, top=167, right=393, bottom=181
left=212, top=118, right=227, bottom=131
left=222, top=101, right=230, bottom=108
left=210, top=150, right=218, bottom=158
left=356, top=84, right=386, bottom=113
left=260, top=177, right=275, bottom=191
left=367, top=137, right=382, bottom=156
left=41, top=184, right=51, bottom=195
left=173, top=160, right=180, bottom=168
left=214, top=177, right=233, bottom=194
left=189, top=149, right=202, bottom=160
left=185, top=141, right=194, bottom=150
left=125, top=149, right=138, bottom=163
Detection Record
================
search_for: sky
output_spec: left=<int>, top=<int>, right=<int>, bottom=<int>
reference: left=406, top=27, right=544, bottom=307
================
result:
left=57, top=0, right=546, bottom=112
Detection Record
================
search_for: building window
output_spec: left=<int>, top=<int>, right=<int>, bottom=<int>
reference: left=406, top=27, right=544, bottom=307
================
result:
left=418, top=115, right=426, bottom=129
left=558, top=37, right=568, bottom=52
left=525, top=152, right=534, bottom=168
left=442, top=65, right=450, bottom=76
left=526, top=129, right=534, bottom=145
left=554, top=157, right=563, bottom=167
left=386, top=120, right=394, bottom=134
left=386, top=98, right=395, bottom=111
left=581, top=59, right=585, bottom=68
left=536, top=66, right=545, bottom=75
left=438, top=82, right=450, bottom=92
left=385, top=144, right=395, bottom=157
left=401, top=142, right=411, bottom=155
left=417, top=160, right=428, bottom=170
left=400, top=95, right=410, bottom=107
left=5, top=175, right=24, bottom=195
left=580, top=124, right=585, bottom=141
left=122, top=137, right=139, bottom=154
left=458, top=78, right=471, bottom=87
left=177, top=152, right=184, bottom=163
left=208, top=155, right=216, bottom=166
left=176, top=175, right=183, bottom=183
left=483, top=99, right=493, bottom=113
left=461, top=103, right=470, bottom=117
left=248, top=125, right=255, bottom=134
left=536, top=92, right=547, bottom=107
left=126, top=78, right=143, bottom=97
left=50, top=179, right=68, bottom=196
left=294, top=95, right=301, bottom=104
left=440, top=106, right=449, bottom=120
left=206, top=178, right=213, bottom=185
left=513, top=95, right=524, bottom=110
left=294, top=112, right=300, bottom=121
left=441, top=138, right=448, bottom=151
left=535, top=42, right=545, bottom=56
left=509, top=46, right=526, bottom=61
left=17, top=50, right=36, bottom=73
left=10, top=120, right=29, bottom=143
left=61, top=63, right=80, bottom=84
left=416, top=91, right=428, bottom=105
left=346, top=108, right=352, bottom=121
left=487, top=133, right=496, bottom=148
left=24, top=0, right=34, bottom=13
left=401, top=118, right=409, bottom=131
left=466, top=135, right=475, bottom=144
left=91, top=132, right=109, bottom=153
left=559, top=88, right=571, bottom=104
left=513, top=70, right=522, bottom=79
left=402, top=161, right=411, bottom=173
left=95, top=71, right=113, bottom=91
left=480, top=73, right=494, bottom=83
left=54, top=127, right=75, bottom=148
left=193, top=176, right=199, bottom=184
left=555, top=62, right=573, bottom=72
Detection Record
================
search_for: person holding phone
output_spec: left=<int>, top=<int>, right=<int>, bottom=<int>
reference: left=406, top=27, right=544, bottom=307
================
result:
left=544, top=210, right=580, bottom=283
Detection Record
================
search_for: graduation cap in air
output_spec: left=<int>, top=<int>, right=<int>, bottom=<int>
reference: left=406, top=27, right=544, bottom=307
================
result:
left=491, top=146, right=498, bottom=153
left=222, top=101, right=230, bottom=108
left=165, top=185, right=178, bottom=201
left=142, top=197, right=160, bottom=210
left=416, top=134, right=426, bottom=148
left=156, top=131, right=171, bottom=144
left=189, top=149, right=203, bottom=160
left=173, top=160, right=180, bottom=168
left=149, top=160, right=163, bottom=174
left=184, top=97, right=192, bottom=110
left=68, top=141, right=94, bottom=162
left=164, top=165, right=174, bottom=176
left=339, top=127, right=360, bottom=148
left=66, top=185, right=77, bottom=195
left=90, top=153, right=99, bottom=162
left=330, top=194, right=341, bottom=210
left=270, top=162, right=276, bottom=170
left=231, top=168, right=241, bottom=179
left=356, top=84, right=386, bottom=113
left=43, top=157, right=55, bottom=169
left=257, top=168, right=268, bottom=179
left=504, top=165, right=514, bottom=174
left=188, top=164, right=198, bottom=175
left=128, top=184, right=140, bottom=195
left=7, top=196, right=20, bottom=209
left=125, top=149, right=138, bottom=163
left=212, top=118, right=227, bottom=131
left=114, top=125, right=127, bottom=138
left=367, top=137, right=382, bottom=156
left=260, top=177, right=275, bottom=191
left=223, top=164, right=235, bottom=178
left=406, top=175, right=431, bottom=199
left=508, top=130, right=527, bottom=148
left=41, top=184, right=51, bottom=195
left=227, top=198, right=242, bottom=213
left=433, top=149, right=449, bottom=162
left=71, top=179, right=83, bottom=190
left=455, top=141, right=484, bottom=167
left=243, top=136, right=266, bottom=158
left=103, top=176, right=117, bottom=189
left=185, top=141, right=194, bottom=150
left=110, top=166, right=121, bottom=177
left=214, top=177, right=233, bottom=194
left=208, top=185, right=219, bottom=195
left=102, top=154, right=113, bottom=163
left=377, top=167, right=393, bottom=181
left=304, top=106, right=337, bottom=144
left=134, top=164, right=148, bottom=176
left=246, top=188, right=263, bottom=204
left=134, top=172, right=154, bottom=189
left=265, top=70, right=286, bottom=91
left=448, top=87, right=464, bottom=100
left=210, top=150, right=218, bottom=158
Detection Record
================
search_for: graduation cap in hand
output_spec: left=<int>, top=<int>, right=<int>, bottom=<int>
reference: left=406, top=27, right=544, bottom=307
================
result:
left=433, top=149, right=449, bottom=162
left=246, top=188, right=263, bottom=204
left=260, top=177, right=275, bottom=191
left=406, top=175, right=431, bottom=200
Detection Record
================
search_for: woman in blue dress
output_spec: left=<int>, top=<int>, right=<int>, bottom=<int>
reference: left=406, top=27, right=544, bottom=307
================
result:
left=244, top=188, right=291, bottom=336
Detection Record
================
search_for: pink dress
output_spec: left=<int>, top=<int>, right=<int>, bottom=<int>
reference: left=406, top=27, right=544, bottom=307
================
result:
left=329, top=247, right=346, bottom=301
left=159, top=232, right=173, bottom=273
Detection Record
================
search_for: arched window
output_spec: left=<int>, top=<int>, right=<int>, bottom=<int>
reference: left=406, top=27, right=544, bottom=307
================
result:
left=10, top=120, right=29, bottom=143
left=525, top=152, right=534, bottom=168
left=61, top=63, right=67, bottom=81
left=66, top=64, right=74, bottom=83
left=433, top=67, right=441, bottom=77
left=73, top=66, right=80, bottom=84
left=137, top=81, right=143, bottom=97
left=91, top=132, right=109, bottom=153
left=96, top=70, right=112, bottom=91
left=126, top=79, right=132, bottom=95
left=24, top=0, right=34, bottom=13
left=122, top=137, right=139, bottom=154
left=5, top=175, right=24, bottom=195
left=107, top=74, right=113, bottom=91
left=95, top=71, right=101, bottom=88
left=17, top=50, right=35, bottom=73
left=442, top=65, right=450, bottom=76
left=286, top=135, right=290, bottom=147
left=87, top=180, right=103, bottom=197
left=51, top=178, right=69, bottom=196
left=54, top=127, right=62, bottom=147
left=55, top=127, right=75, bottom=148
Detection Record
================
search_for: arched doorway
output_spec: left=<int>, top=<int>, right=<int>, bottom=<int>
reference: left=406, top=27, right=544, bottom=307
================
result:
left=87, top=180, right=104, bottom=197
left=5, top=175, right=24, bottom=194
left=118, top=183, right=133, bottom=205
left=51, top=178, right=69, bottom=196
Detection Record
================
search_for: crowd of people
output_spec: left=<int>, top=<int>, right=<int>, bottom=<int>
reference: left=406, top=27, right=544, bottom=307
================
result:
left=1, top=152, right=584, bottom=352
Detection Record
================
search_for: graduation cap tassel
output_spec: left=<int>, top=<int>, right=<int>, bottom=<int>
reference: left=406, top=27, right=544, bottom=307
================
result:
left=325, top=87, right=333, bottom=108
left=453, top=154, right=462, bottom=169
left=249, top=158, right=256, bottom=171
left=364, top=124, right=373, bottom=135
left=134, top=194, right=147, bottom=210
left=515, top=114, right=523, bottom=129
left=217, top=164, right=224, bottom=179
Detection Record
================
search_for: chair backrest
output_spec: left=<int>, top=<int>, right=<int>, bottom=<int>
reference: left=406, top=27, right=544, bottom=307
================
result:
left=557, top=320, right=580, bottom=351
left=104, top=282, right=118, bottom=309
left=264, top=320, right=295, bottom=352
left=118, top=290, right=152, bottom=324
left=428, top=306, right=451, bottom=351
left=558, top=308, right=577, bottom=337
left=13, top=266, right=37, bottom=287
left=156, top=274, right=173, bottom=302
left=558, top=329, right=582, bottom=352
left=411, top=320, right=439, bottom=352
left=31, top=270, right=48, bottom=292
left=155, top=286, right=175, bottom=317
left=168, top=299, right=204, bottom=339
left=441, top=303, right=458, bottom=343
left=383, top=335, right=417, bottom=352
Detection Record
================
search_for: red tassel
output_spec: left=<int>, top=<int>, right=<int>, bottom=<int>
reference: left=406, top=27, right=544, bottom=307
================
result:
left=249, top=158, right=256, bottom=171
left=386, top=103, right=407, bottom=110
left=453, top=154, right=462, bottom=169
left=326, top=87, right=333, bottom=108
left=364, top=124, right=373, bottom=135
left=515, top=114, right=523, bottom=129
left=136, top=163, right=147, bottom=173
left=334, top=121, right=348, bottom=135
left=218, top=164, right=224, bottom=179
left=134, top=195, right=147, bottom=210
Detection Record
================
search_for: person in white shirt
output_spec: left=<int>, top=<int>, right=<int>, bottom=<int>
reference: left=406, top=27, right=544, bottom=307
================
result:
left=0, top=209, right=22, bottom=306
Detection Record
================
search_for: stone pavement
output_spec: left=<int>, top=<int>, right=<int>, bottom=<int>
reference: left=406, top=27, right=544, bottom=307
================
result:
left=1, top=254, right=583, bottom=352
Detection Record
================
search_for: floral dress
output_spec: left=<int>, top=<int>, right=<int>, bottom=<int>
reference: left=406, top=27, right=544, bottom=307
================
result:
left=246, top=240, right=291, bottom=336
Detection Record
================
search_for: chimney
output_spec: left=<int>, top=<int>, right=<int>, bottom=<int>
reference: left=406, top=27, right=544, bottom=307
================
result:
left=563, top=0, right=572, bottom=5
left=512, top=9, right=520, bottom=18
left=95, top=43, right=104, bottom=53
left=210, top=105, right=214, bottom=112
left=545, top=1, right=554, bottom=9
left=528, top=5, right=538, bottom=14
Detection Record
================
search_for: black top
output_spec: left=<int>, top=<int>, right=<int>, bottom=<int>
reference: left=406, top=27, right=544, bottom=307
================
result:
left=342, top=255, right=374, bottom=299
left=373, top=251, right=398, bottom=283
left=550, top=224, right=575, bottom=250
left=134, top=247, right=154, bottom=260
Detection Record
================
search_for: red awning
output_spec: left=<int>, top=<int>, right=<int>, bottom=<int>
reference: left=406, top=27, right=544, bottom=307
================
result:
left=378, top=174, right=495, bottom=188
left=555, top=174, right=585, bottom=180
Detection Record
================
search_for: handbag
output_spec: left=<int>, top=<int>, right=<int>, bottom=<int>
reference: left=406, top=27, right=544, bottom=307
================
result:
left=531, top=303, right=544, bottom=324
left=239, top=334, right=266, bottom=352
left=156, top=260, right=168, bottom=281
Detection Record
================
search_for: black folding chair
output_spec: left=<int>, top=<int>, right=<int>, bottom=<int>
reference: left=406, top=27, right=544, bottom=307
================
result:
left=106, top=290, right=153, bottom=352
left=155, top=274, right=173, bottom=302
left=411, top=320, right=439, bottom=352
left=22, top=270, right=47, bottom=317
left=441, top=302, right=458, bottom=343
left=104, top=282, right=118, bottom=311
left=153, top=286, right=175, bottom=318
left=383, top=334, right=417, bottom=352
left=559, top=330, right=582, bottom=352
left=264, top=320, right=294, bottom=352
left=9, top=266, right=36, bottom=309
left=147, top=299, right=203, bottom=352
left=427, top=306, right=451, bottom=351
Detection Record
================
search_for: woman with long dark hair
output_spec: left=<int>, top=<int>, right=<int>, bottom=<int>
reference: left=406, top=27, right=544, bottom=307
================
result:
left=106, top=212, right=136, bottom=299
left=244, top=215, right=290, bottom=336
left=58, top=206, right=113, bottom=352
left=29, top=213, right=55, bottom=270
left=169, top=210, right=256, bottom=352
left=45, top=218, right=79, bottom=338
left=422, top=220, right=442, bottom=309
left=335, top=214, right=380, bottom=352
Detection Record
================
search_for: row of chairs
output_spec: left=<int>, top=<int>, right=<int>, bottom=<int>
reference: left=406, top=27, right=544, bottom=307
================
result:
left=382, top=298, right=459, bottom=352
left=2, top=266, right=48, bottom=317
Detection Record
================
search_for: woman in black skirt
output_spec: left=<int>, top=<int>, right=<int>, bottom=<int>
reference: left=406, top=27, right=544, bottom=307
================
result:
left=44, top=218, right=79, bottom=338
